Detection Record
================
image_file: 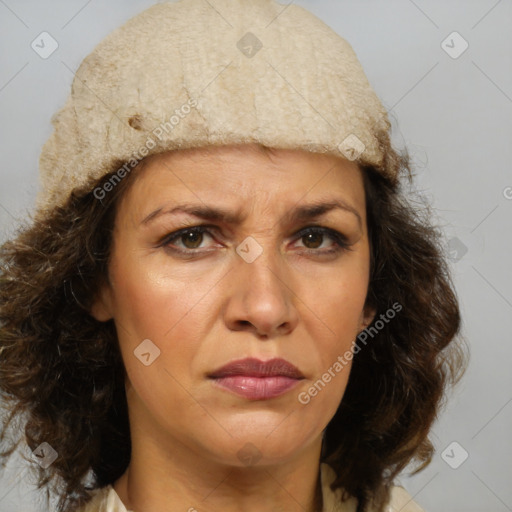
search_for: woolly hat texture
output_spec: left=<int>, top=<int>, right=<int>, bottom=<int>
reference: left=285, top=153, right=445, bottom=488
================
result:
left=36, top=0, right=394, bottom=215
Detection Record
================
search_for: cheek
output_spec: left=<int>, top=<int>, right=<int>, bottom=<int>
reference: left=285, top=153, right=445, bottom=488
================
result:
left=108, top=251, right=208, bottom=340
left=306, top=255, right=370, bottom=344
left=291, top=260, right=370, bottom=418
left=107, top=254, right=213, bottom=430
left=107, top=248, right=226, bottom=392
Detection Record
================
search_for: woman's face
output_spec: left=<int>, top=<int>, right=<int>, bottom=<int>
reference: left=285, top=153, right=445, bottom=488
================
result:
left=92, top=143, right=375, bottom=467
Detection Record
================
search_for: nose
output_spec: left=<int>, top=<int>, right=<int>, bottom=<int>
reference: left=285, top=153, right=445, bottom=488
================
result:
left=223, top=242, right=299, bottom=339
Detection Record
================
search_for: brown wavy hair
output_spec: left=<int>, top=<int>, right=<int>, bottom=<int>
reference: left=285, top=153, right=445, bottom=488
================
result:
left=0, top=144, right=468, bottom=512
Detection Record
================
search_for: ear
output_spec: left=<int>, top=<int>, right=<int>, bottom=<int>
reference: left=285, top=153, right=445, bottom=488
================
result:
left=358, top=303, right=376, bottom=333
left=90, top=279, right=114, bottom=322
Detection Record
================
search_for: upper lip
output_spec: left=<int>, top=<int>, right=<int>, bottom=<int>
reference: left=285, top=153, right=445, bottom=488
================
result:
left=208, top=357, right=304, bottom=379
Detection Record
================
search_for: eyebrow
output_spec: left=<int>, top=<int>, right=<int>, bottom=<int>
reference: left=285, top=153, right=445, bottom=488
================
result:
left=141, top=198, right=362, bottom=229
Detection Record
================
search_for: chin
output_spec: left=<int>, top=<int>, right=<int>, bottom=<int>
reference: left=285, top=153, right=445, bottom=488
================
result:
left=203, top=426, right=317, bottom=468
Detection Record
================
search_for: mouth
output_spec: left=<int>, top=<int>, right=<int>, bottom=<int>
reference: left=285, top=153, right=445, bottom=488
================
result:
left=208, top=357, right=305, bottom=401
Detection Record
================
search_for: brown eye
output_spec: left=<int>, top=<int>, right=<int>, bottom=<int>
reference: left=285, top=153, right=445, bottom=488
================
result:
left=181, top=230, right=204, bottom=249
left=302, top=232, right=323, bottom=249
left=295, top=227, right=350, bottom=254
left=161, top=227, right=215, bottom=252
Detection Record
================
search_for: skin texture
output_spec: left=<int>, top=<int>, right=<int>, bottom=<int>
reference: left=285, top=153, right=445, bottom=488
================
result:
left=91, top=143, right=376, bottom=512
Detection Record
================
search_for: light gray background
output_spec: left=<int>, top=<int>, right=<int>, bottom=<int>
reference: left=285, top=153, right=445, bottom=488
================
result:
left=1, top=1, right=511, bottom=511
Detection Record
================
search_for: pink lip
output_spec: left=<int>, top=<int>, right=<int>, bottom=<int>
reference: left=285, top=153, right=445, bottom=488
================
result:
left=208, top=357, right=304, bottom=400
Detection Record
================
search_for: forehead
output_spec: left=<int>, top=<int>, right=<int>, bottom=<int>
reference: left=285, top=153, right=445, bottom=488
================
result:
left=118, top=144, right=366, bottom=221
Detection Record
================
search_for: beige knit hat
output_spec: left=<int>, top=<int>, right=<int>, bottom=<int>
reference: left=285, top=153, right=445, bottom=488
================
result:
left=36, top=0, right=394, bottom=216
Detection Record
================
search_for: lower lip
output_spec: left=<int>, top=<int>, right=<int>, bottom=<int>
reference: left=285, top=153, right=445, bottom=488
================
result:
left=210, top=375, right=302, bottom=400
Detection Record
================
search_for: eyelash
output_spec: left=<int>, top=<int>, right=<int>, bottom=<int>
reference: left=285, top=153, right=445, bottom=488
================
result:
left=159, top=225, right=352, bottom=256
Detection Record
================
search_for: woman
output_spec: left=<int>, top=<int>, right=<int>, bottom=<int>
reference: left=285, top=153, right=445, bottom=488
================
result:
left=0, top=1, right=467, bottom=511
